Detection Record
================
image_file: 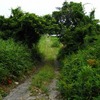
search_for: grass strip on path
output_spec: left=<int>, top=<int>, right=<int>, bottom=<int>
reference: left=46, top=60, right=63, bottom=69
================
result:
left=29, top=64, right=54, bottom=95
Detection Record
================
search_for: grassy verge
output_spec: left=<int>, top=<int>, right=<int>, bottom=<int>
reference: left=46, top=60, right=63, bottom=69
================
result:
left=30, top=65, right=54, bottom=95
left=38, top=35, right=62, bottom=60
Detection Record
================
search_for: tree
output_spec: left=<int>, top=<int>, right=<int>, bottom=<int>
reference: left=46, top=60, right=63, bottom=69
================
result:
left=53, top=1, right=99, bottom=55
left=0, top=7, right=45, bottom=48
left=42, top=14, right=60, bottom=35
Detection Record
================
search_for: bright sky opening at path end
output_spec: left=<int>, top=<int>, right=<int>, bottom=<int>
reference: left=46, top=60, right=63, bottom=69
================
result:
left=0, top=0, right=99, bottom=19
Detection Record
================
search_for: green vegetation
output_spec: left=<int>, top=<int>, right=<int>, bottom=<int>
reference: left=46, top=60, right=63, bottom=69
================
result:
left=0, top=88, right=7, bottom=97
left=0, top=7, right=46, bottom=86
left=0, top=1, right=100, bottom=99
left=0, top=6, right=60, bottom=97
left=55, top=1, right=100, bottom=100
left=42, top=15, right=60, bottom=35
left=53, top=2, right=99, bottom=55
left=38, top=35, right=61, bottom=60
left=0, top=39, right=33, bottom=84
left=30, top=35, right=61, bottom=94
left=58, top=37, right=100, bottom=99
left=30, top=65, right=54, bottom=94
left=0, top=7, right=46, bottom=97
left=0, top=7, right=44, bottom=48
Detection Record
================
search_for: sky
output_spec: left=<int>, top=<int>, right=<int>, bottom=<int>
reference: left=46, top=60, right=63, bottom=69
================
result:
left=0, top=0, right=99, bottom=19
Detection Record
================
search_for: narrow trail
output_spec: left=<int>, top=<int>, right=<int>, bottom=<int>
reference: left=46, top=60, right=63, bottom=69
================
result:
left=3, top=78, right=31, bottom=100
left=3, top=61, right=61, bottom=100
left=3, top=36, right=62, bottom=100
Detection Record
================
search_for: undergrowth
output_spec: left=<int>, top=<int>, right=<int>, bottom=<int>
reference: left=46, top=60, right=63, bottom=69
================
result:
left=58, top=35, right=100, bottom=99
left=0, top=39, right=34, bottom=85
left=0, top=38, right=41, bottom=97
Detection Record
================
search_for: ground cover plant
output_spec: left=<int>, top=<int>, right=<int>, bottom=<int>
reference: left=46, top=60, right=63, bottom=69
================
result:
left=0, top=39, right=33, bottom=85
left=30, top=65, right=54, bottom=94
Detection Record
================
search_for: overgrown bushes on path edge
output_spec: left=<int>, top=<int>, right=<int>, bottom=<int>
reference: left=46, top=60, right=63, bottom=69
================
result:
left=58, top=37, right=100, bottom=99
left=0, top=39, right=33, bottom=84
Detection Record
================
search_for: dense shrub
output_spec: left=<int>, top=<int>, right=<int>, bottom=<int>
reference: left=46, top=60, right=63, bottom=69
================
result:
left=0, top=39, right=33, bottom=84
left=51, top=37, right=60, bottom=47
left=53, top=1, right=99, bottom=56
left=58, top=36, right=100, bottom=99
left=31, top=44, right=43, bottom=63
left=0, top=8, right=44, bottom=48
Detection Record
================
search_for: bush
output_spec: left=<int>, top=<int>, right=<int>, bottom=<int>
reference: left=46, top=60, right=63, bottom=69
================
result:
left=0, top=65, right=10, bottom=83
left=31, top=44, right=43, bottom=63
left=0, top=87, right=7, bottom=97
left=51, top=37, right=60, bottom=47
left=58, top=36, right=100, bottom=99
left=0, top=39, right=33, bottom=84
left=59, top=58, right=100, bottom=99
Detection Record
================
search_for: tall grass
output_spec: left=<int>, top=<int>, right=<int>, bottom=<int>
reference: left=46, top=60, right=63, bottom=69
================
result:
left=30, top=65, right=54, bottom=94
left=38, top=35, right=62, bottom=60
left=0, top=39, right=33, bottom=84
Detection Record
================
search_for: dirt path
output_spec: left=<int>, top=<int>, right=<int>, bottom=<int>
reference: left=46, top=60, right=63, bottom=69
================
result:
left=3, top=61, right=61, bottom=100
left=48, top=71, right=60, bottom=100
left=3, top=78, right=31, bottom=100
